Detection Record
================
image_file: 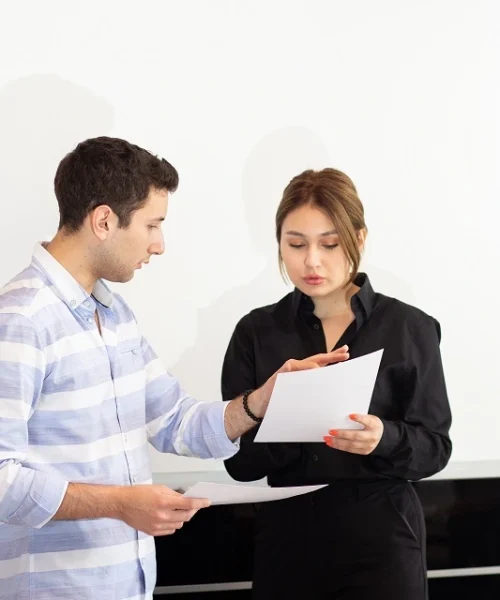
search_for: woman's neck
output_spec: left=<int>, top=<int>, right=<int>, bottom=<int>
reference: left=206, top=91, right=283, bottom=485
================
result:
left=312, top=283, right=359, bottom=320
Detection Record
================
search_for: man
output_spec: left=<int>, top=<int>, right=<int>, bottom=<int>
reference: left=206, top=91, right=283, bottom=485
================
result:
left=0, top=137, right=348, bottom=599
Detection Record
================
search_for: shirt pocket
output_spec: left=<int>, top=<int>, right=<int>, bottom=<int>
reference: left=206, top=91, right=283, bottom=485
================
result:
left=116, top=337, right=145, bottom=381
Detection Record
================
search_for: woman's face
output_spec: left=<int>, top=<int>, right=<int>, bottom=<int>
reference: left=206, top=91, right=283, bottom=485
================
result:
left=280, top=204, right=358, bottom=298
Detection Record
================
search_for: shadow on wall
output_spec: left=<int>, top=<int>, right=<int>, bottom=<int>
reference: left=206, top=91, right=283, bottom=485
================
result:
left=0, top=73, right=114, bottom=283
left=168, top=125, right=416, bottom=415
left=168, top=127, right=331, bottom=403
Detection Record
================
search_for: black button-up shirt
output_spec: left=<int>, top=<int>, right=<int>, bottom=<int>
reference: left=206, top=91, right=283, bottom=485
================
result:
left=222, top=273, right=452, bottom=485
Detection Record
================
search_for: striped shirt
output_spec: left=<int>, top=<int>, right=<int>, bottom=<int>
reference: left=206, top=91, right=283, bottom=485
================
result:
left=0, top=243, right=238, bottom=600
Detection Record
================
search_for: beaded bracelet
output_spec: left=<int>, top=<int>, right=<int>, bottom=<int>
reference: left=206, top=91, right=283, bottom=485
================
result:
left=242, top=389, right=262, bottom=423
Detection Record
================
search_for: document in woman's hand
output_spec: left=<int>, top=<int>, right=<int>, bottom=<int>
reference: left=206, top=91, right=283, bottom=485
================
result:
left=254, top=349, right=384, bottom=443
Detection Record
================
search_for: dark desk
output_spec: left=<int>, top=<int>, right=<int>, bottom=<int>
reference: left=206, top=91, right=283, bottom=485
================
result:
left=153, top=462, right=500, bottom=598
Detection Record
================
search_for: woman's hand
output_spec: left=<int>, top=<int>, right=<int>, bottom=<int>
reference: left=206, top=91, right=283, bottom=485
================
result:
left=323, top=414, right=384, bottom=455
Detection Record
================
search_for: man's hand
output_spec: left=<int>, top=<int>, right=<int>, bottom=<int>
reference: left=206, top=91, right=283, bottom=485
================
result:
left=323, top=413, right=384, bottom=455
left=224, top=346, right=349, bottom=440
left=117, top=485, right=211, bottom=536
left=53, top=482, right=211, bottom=536
left=248, top=345, right=350, bottom=419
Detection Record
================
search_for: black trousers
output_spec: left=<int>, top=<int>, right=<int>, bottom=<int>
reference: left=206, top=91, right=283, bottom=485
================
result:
left=252, top=480, right=427, bottom=600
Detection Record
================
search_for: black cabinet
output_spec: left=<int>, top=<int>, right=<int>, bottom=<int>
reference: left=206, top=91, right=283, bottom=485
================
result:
left=154, top=477, right=500, bottom=597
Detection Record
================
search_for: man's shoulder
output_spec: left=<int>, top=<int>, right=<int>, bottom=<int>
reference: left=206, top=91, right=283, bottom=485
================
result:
left=111, top=291, right=138, bottom=325
left=0, top=265, right=50, bottom=320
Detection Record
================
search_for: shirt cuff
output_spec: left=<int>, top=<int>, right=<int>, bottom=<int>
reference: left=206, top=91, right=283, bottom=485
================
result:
left=189, top=401, right=240, bottom=460
left=370, top=419, right=402, bottom=458
left=8, top=469, right=68, bottom=529
left=222, top=401, right=241, bottom=448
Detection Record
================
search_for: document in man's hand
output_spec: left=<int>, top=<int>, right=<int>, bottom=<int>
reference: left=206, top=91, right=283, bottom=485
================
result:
left=182, top=482, right=327, bottom=505
left=254, top=349, right=384, bottom=443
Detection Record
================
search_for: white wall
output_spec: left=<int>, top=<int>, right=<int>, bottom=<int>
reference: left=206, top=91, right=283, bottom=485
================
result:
left=0, top=0, right=498, bottom=473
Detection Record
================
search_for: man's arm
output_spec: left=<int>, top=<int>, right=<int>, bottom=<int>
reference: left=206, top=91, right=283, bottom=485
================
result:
left=0, top=312, right=68, bottom=529
left=142, top=324, right=349, bottom=460
left=53, top=482, right=210, bottom=536
left=0, top=312, right=211, bottom=535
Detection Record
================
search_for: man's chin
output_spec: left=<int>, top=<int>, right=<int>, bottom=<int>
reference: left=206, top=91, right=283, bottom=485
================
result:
left=104, top=271, right=135, bottom=284
left=122, top=271, right=135, bottom=283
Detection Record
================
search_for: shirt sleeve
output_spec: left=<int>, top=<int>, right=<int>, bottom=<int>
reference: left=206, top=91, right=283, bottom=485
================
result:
left=142, top=335, right=238, bottom=459
left=222, top=315, right=302, bottom=482
left=369, top=314, right=452, bottom=480
left=0, top=313, right=68, bottom=528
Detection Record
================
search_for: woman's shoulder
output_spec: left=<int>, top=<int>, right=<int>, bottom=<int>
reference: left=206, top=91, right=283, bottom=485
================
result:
left=375, top=292, right=441, bottom=337
left=233, top=291, right=296, bottom=332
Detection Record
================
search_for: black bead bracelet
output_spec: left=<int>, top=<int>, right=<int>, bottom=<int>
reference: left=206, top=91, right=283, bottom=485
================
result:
left=242, top=389, right=263, bottom=423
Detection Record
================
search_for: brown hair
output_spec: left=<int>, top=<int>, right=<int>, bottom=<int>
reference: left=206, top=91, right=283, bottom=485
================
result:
left=54, top=137, right=179, bottom=232
left=275, top=168, right=366, bottom=285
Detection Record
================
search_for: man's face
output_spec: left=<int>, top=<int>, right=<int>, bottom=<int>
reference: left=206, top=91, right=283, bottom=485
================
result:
left=95, top=188, right=168, bottom=283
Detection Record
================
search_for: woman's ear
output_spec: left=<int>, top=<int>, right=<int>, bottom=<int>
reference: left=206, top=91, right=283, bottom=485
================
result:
left=357, top=228, right=367, bottom=252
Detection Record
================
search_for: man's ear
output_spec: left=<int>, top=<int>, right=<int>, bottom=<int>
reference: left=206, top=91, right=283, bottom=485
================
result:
left=89, top=205, right=117, bottom=241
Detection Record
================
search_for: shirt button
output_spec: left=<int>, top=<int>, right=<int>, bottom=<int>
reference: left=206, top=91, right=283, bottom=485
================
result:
left=87, top=317, right=93, bottom=324
left=70, top=300, right=76, bottom=307
left=84, top=300, right=90, bottom=308
left=313, top=454, right=319, bottom=462
left=313, top=324, right=320, bottom=330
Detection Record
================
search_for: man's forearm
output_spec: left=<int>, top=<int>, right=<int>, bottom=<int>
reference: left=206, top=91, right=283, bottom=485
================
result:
left=52, top=482, right=211, bottom=536
left=53, top=482, right=123, bottom=521
left=224, top=390, right=264, bottom=440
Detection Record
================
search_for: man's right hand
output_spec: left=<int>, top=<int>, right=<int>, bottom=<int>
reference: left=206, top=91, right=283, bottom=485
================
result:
left=53, top=482, right=210, bottom=537
left=117, top=484, right=211, bottom=536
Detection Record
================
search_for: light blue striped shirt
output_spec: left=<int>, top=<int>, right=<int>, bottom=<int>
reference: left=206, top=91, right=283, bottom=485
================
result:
left=0, top=243, right=238, bottom=599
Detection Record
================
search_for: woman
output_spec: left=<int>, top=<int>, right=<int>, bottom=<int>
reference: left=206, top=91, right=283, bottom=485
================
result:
left=222, top=168, right=452, bottom=599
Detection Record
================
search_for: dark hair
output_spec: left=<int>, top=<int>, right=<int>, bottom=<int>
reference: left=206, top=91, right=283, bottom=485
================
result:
left=276, top=168, right=367, bottom=285
left=54, top=136, right=179, bottom=232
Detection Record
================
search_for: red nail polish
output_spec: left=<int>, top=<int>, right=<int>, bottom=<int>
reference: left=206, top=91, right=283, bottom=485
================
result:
left=329, top=430, right=338, bottom=436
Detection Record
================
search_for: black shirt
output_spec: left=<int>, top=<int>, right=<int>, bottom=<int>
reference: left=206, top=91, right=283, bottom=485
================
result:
left=222, top=273, right=452, bottom=486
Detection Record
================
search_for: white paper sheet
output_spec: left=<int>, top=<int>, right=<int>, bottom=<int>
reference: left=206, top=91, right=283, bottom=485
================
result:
left=254, top=349, right=384, bottom=443
left=182, top=482, right=327, bottom=505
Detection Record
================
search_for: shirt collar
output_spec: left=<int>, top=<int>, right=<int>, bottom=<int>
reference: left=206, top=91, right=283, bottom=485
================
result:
left=32, top=242, right=114, bottom=309
left=292, top=272, right=375, bottom=319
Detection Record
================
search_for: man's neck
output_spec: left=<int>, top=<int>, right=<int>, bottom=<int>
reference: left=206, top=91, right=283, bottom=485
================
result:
left=45, top=232, right=97, bottom=295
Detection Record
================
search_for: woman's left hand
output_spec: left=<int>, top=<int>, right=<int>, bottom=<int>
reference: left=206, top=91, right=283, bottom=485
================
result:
left=323, top=414, right=384, bottom=455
